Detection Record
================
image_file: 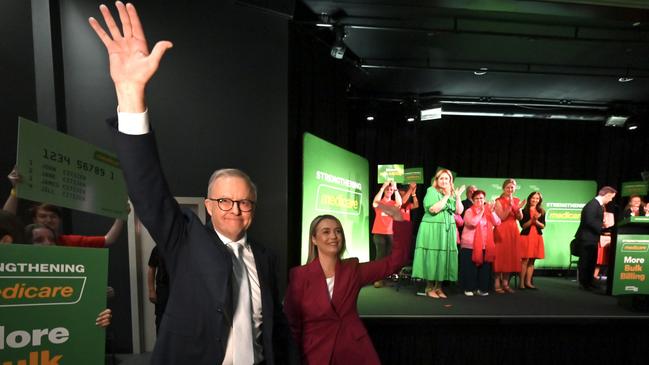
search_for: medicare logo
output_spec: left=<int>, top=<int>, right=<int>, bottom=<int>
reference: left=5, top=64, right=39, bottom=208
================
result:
left=545, top=208, right=581, bottom=223
left=316, top=184, right=363, bottom=216
left=0, top=277, right=86, bottom=307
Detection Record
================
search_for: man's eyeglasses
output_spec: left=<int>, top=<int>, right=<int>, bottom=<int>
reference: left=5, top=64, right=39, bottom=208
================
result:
left=207, top=198, right=255, bottom=212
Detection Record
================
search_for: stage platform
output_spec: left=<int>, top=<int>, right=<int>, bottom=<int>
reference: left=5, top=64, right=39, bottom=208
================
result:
left=358, top=276, right=649, bottom=319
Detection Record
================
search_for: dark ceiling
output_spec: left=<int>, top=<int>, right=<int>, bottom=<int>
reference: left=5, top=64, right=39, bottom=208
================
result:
left=295, top=0, right=649, bottom=122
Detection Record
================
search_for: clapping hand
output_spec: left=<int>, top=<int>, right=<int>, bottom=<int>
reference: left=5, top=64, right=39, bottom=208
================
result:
left=455, top=184, right=466, bottom=198
left=516, top=199, right=527, bottom=210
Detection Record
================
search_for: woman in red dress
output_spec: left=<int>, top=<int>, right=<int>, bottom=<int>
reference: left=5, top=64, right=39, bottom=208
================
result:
left=493, top=179, right=525, bottom=293
left=518, top=191, right=545, bottom=289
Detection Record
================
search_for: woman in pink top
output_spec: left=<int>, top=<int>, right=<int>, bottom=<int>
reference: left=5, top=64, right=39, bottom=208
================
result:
left=459, top=190, right=501, bottom=296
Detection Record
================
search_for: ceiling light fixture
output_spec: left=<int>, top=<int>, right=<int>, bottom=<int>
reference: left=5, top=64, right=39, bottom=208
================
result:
left=474, top=67, right=488, bottom=76
left=604, top=115, right=629, bottom=127
left=330, top=26, right=347, bottom=60
left=619, top=67, right=634, bottom=83
left=366, top=115, right=375, bottom=121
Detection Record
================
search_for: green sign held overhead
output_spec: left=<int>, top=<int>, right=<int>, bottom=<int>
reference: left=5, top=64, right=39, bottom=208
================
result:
left=404, top=167, right=424, bottom=184
left=620, top=181, right=648, bottom=197
left=16, top=118, right=128, bottom=219
left=377, top=164, right=404, bottom=183
left=0, top=245, right=108, bottom=365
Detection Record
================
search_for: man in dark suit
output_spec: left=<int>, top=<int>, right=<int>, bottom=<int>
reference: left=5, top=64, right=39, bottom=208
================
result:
left=574, top=186, right=617, bottom=290
left=89, top=3, right=291, bottom=364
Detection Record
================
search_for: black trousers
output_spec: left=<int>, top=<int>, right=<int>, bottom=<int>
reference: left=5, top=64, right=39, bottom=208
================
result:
left=577, top=240, right=598, bottom=287
left=459, top=248, right=492, bottom=292
left=373, top=233, right=393, bottom=260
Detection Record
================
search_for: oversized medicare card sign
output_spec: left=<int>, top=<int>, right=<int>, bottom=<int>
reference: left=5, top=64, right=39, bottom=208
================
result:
left=302, top=133, right=370, bottom=264
left=16, top=118, right=128, bottom=220
left=0, top=245, right=108, bottom=365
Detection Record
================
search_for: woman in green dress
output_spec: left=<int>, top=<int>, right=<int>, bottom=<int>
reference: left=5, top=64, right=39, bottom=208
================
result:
left=412, top=169, right=465, bottom=298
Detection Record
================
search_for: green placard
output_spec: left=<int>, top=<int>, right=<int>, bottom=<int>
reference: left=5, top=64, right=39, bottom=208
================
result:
left=16, top=118, right=128, bottom=219
left=454, top=177, right=596, bottom=269
left=404, top=167, right=424, bottom=184
left=612, top=234, right=649, bottom=295
left=302, top=133, right=370, bottom=264
left=0, top=245, right=108, bottom=364
left=621, top=181, right=648, bottom=197
left=377, top=164, right=404, bottom=183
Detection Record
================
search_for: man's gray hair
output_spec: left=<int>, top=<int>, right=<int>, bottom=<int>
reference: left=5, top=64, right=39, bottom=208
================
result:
left=207, top=168, right=258, bottom=200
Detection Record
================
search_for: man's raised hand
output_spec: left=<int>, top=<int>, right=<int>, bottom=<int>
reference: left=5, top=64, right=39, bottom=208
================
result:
left=88, top=2, right=172, bottom=112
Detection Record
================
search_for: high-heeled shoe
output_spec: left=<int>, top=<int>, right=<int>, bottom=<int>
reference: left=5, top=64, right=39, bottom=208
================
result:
left=435, top=289, right=448, bottom=299
left=426, top=289, right=440, bottom=299
left=503, top=286, right=515, bottom=293
left=525, top=284, right=537, bottom=290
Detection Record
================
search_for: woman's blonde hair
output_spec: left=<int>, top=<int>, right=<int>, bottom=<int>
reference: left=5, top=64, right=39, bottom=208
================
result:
left=432, top=169, right=455, bottom=194
left=500, top=178, right=517, bottom=197
left=306, top=215, right=346, bottom=263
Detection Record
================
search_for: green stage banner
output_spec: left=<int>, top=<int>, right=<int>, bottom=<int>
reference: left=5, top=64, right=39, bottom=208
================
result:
left=16, top=118, right=128, bottom=220
left=0, top=245, right=108, bottom=364
left=620, top=181, right=648, bottom=197
left=302, top=133, right=370, bottom=264
left=612, top=235, right=649, bottom=295
left=454, top=177, right=596, bottom=269
left=404, top=168, right=424, bottom=184
left=377, top=164, right=404, bottom=183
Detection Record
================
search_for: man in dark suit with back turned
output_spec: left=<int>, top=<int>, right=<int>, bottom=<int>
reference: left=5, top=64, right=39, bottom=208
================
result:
left=574, top=186, right=617, bottom=291
left=89, top=3, right=292, bottom=364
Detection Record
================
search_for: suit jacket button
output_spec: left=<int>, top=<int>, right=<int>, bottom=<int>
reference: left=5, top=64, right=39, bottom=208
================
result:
left=217, top=308, right=223, bottom=312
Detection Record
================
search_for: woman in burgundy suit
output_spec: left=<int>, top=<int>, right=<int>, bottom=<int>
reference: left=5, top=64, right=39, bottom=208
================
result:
left=284, top=214, right=407, bottom=364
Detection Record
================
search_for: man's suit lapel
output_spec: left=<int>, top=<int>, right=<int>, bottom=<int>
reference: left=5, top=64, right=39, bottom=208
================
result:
left=203, top=226, right=234, bottom=326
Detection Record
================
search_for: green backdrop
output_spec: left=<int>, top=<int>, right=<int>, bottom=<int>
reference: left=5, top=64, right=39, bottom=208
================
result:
left=302, top=133, right=370, bottom=264
left=454, top=177, right=597, bottom=269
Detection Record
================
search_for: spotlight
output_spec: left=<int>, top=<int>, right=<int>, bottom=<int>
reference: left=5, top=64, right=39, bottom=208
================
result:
left=627, top=121, right=639, bottom=130
left=406, top=117, right=416, bottom=123
left=366, top=115, right=375, bottom=121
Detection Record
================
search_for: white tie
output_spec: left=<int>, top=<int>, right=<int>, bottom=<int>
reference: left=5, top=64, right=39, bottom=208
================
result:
left=228, top=242, right=254, bottom=365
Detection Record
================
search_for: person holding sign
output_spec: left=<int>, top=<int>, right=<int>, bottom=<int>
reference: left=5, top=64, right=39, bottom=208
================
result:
left=284, top=214, right=408, bottom=364
left=493, top=179, right=525, bottom=294
left=518, top=192, right=545, bottom=290
left=4, top=168, right=125, bottom=247
left=412, top=169, right=465, bottom=298
left=371, top=180, right=402, bottom=287
left=88, top=3, right=293, bottom=364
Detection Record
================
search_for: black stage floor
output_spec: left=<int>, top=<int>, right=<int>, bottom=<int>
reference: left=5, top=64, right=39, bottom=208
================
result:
left=358, top=276, right=649, bottom=318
